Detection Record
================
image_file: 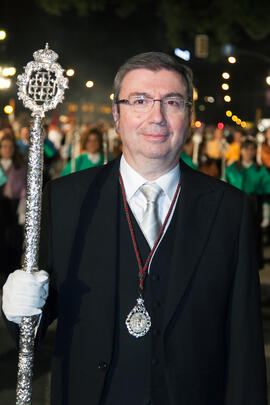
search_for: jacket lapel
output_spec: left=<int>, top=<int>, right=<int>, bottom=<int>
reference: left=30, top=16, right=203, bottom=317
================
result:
left=74, top=157, right=121, bottom=352
left=163, top=161, right=224, bottom=331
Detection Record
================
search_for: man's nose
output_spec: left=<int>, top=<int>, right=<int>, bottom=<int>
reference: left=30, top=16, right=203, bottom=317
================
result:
left=148, top=100, right=166, bottom=123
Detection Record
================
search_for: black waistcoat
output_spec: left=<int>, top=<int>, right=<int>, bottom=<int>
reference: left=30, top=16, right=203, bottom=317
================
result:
left=101, top=187, right=177, bottom=405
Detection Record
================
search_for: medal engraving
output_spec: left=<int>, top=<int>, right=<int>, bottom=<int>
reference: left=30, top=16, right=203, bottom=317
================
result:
left=126, top=297, right=151, bottom=338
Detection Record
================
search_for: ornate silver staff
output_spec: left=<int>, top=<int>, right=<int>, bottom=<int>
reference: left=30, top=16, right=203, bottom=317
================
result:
left=16, top=44, right=68, bottom=405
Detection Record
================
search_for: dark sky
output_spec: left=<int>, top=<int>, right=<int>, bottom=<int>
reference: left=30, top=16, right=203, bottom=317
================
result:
left=1, top=1, right=270, bottom=124
left=0, top=1, right=170, bottom=116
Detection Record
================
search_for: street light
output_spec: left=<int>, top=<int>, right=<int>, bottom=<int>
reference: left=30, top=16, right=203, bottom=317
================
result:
left=109, top=93, right=114, bottom=101
left=266, top=75, right=270, bottom=85
left=66, top=68, right=75, bottom=77
left=86, top=80, right=94, bottom=88
left=2, top=67, right=16, bottom=77
left=0, top=30, right=6, bottom=40
left=0, top=77, right=11, bottom=89
left=4, top=104, right=13, bottom=114
left=224, top=95, right=231, bottom=102
left=222, top=72, right=230, bottom=79
left=228, top=56, right=236, bottom=64
left=222, top=83, right=229, bottom=90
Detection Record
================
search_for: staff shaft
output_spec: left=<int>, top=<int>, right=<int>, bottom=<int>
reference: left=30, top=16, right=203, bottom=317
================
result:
left=16, top=114, right=44, bottom=405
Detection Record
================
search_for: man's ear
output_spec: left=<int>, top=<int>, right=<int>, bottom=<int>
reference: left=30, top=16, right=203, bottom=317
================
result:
left=112, top=104, right=120, bottom=134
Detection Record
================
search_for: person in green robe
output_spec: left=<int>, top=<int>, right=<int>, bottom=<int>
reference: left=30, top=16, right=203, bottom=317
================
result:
left=62, top=128, right=105, bottom=176
left=225, top=137, right=270, bottom=268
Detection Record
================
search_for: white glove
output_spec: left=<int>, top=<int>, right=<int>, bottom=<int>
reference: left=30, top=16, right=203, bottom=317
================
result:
left=2, top=269, right=49, bottom=324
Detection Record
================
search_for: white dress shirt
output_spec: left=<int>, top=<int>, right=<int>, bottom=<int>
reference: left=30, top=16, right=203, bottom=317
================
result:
left=119, top=155, right=181, bottom=254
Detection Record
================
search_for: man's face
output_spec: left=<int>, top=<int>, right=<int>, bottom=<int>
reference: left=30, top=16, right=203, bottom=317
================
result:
left=113, top=68, right=192, bottom=168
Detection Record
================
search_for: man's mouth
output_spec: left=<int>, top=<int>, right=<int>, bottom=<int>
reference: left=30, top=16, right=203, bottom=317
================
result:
left=141, top=132, right=169, bottom=140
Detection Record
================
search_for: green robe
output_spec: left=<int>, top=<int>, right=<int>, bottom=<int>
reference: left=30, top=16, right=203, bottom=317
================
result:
left=225, top=162, right=270, bottom=195
left=62, top=153, right=104, bottom=176
left=180, top=151, right=197, bottom=170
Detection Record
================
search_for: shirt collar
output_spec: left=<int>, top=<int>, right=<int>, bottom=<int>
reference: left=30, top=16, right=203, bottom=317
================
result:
left=120, top=155, right=180, bottom=202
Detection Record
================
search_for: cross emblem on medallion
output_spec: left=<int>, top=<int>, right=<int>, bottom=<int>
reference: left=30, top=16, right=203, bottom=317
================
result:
left=28, top=71, right=57, bottom=103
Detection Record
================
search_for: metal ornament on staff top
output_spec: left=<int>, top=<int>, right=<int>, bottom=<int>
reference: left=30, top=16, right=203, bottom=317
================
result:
left=16, top=44, right=68, bottom=405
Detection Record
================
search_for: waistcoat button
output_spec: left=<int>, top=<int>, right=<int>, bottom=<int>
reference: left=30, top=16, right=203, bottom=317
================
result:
left=97, top=361, right=108, bottom=371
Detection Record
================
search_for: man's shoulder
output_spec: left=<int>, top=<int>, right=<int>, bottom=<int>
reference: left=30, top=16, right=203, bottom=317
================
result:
left=51, top=157, right=118, bottom=193
left=180, top=159, right=244, bottom=199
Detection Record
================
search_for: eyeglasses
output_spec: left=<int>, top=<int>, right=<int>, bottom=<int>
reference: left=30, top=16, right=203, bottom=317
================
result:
left=116, top=94, right=192, bottom=114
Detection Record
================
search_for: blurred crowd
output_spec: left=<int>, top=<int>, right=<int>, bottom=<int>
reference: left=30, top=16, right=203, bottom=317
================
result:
left=0, top=118, right=270, bottom=278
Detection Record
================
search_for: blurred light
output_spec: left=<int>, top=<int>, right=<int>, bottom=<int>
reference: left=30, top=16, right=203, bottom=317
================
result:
left=228, top=56, right=236, bottom=64
left=194, top=120, right=202, bottom=128
left=86, top=80, right=94, bottom=88
left=241, top=122, right=247, bottom=128
left=221, top=43, right=235, bottom=57
left=0, top=77, right=11, bottom=89
left=224, top=95, right=231, bottom=102
left=222, top=83, right=229, bottom=90
left=174, top=48, right=190, bottom=61
left=236, top=118, right=242, bottom=125
left=195, top=34, right=209, bottom=58
left=88, top=104, right=95, bottom=112
left=217, top=122, right=224, bottom=130
left=66, top=69, right=75, bottom=77
left=0, top=30, right=6, bottom=40
left=4, top=105, right=13, bottom=114
left=110, top=93, right=114, bottom=101
left=226, top=110, right=232, bottom=117
left=193, top=87, right=198, bottom=101
left=257, top=118, right=270, bottom=132
left=199, top=104, right=205, bottom=111
left=81, top=104, right=89, bottom=112
left=8, top=67, right=16, bottom=76
left=98, top=105, right=112, bottom=114
left=68, top=103, right=78, bottom=112
left=2, top=67, right=16, bottom=77
left=59, top=115, right=68, bottom=123
left=222, top=72, right=230, bottom=79
left=266, top=76, right=270, bottom=86
left=232, top=115, right=237, bottom=122
left=204, top=96, right=215, bottom=103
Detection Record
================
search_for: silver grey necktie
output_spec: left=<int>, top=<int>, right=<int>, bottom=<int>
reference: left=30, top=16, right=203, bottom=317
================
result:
left=140, top=183, right=163, bottom=248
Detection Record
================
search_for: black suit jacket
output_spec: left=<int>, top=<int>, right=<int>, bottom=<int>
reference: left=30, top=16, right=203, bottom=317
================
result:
left=34, top=157, right=267, bottom=404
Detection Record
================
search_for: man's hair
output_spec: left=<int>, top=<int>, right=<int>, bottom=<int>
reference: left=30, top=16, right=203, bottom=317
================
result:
left=113, top=52, right=193, bottom=104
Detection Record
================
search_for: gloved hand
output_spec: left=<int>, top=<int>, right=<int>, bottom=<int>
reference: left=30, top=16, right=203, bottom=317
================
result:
left=2, top=269, right=49, bottom=324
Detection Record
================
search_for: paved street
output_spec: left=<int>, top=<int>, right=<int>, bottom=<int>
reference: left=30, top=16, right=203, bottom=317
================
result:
left=1, top=245, right=270, bottom=404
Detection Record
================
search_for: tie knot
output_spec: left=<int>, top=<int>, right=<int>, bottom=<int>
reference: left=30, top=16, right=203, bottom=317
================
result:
left=140, top=183, right=162, bottom=204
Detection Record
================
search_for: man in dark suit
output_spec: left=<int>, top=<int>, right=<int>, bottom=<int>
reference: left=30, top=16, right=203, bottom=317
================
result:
left=2, top=52, right=267, bottom=405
